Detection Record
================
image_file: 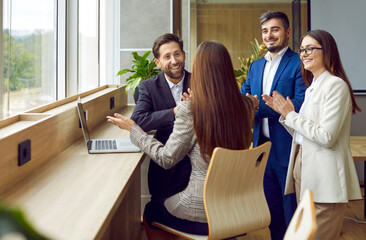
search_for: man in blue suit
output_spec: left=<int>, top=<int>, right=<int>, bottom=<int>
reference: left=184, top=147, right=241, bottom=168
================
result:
left=131, top=33, right=191, bottom=201
left=241, top=12, right=307, bottom=240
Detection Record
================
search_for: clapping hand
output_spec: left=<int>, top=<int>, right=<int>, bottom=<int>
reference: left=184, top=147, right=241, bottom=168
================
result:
left=245, top=93, right=259, bottom=110
left=262, top=91, right=294, bottom=117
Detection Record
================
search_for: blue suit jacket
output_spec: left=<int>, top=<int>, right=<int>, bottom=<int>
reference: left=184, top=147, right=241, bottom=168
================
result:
left=241, top=48, right=307, bottom=167
left=131, top=70, right=191, bottom=199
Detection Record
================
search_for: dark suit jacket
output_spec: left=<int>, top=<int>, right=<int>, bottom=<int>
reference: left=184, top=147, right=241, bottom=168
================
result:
left=131, top=70, right=191, bottom=199
left=241, top=48, right=307, bottom=167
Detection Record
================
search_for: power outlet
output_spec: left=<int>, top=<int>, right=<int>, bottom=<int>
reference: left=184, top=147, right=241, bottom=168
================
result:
left=110, top=97, right=115, bottom=109
left=18, top=139, right=31, bottom=166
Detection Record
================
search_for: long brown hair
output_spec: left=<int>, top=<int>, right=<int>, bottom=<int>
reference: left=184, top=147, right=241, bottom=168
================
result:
left=190, top=41, right=253, bottom=159
left=300, top=30, right=361, bottom=114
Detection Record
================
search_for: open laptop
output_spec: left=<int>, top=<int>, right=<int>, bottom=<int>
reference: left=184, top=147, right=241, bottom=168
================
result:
left=76, top=97, right=140, bottom=153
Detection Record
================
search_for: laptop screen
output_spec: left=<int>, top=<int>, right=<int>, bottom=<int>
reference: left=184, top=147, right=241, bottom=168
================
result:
left=76, top=97, right=92, bottom=150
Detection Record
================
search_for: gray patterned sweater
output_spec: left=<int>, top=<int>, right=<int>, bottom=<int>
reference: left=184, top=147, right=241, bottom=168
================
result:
left=130, top=100, right=209, bottom=223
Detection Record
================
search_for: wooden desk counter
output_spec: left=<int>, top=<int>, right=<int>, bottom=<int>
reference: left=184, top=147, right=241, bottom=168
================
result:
left=350, top=136, right=366, bottom=219
left=350, top=136, right=366, bottom=161
left=0, top=105, right=144, bottom=240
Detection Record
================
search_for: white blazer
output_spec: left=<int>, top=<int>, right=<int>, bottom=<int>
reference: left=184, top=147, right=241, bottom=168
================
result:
left=281, top=72, right=362, bottom=203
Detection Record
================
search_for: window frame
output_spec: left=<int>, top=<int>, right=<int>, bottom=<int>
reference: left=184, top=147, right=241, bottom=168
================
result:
left=0, top=0, right=119, bottom=119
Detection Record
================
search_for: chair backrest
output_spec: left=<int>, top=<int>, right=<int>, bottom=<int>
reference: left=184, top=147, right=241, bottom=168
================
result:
left=284, top=189, right=317, bottom=240
left=203, top=142, right=272, bottom=240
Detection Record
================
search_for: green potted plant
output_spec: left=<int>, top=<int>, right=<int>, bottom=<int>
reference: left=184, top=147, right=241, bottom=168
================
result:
left=0, top=202, right=48, bottom=239
left=234, top=39, right=267, bottom=88
left=117, top=50, right=161, bottom=102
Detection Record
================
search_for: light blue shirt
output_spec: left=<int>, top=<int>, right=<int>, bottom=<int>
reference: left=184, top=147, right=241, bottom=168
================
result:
left=165, top=72, right=185, bottom=106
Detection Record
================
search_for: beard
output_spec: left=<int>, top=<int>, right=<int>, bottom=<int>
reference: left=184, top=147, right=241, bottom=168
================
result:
left=164, top=64, right=184, bottom=80
left=266, top=45, right=285, bottom=53
left=265, top=38, right=287, bottom=53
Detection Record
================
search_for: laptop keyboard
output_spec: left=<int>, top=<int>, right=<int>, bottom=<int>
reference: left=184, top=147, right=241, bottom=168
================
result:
left=95, top=140, right=118, bottom=150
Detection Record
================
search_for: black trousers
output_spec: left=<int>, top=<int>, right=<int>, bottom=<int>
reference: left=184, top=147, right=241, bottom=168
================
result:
left=148, top=155, right=191, bottom=200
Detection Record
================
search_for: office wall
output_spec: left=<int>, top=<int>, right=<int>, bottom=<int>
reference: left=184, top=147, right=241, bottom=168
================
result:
left=119, top=0, right=171, bottom=103
left=191, top=2, right=307, bottom=70
left=312, top=0, right=366, bottom=181
left=119, top=0, right=190, bottom=103
left=311, top=0, right=366, bottom=92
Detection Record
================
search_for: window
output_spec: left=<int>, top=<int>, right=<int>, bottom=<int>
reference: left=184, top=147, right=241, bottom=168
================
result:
left=78, top=0, right=99, bottom=92
left=2, top=0, right=56, bottom=118
left=0, top=0, right=115, bottom=120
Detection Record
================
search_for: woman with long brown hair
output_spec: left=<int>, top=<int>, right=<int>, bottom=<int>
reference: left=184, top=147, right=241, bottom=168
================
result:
left=107, top=40, right=253, bottom=239
left=263, top=30, right=362, bottom=240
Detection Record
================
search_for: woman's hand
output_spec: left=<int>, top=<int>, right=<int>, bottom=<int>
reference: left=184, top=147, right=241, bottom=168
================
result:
left=181, top=88, right=193, bottom=101
left=106, top=113, right=136, bottom=131
left=262, top=94, right=274, bottom=110
left=246, top=93, right=259, bottom=110
left=176, top=88, right=193, bottom=115
left=264, top=91, right=295, bottom=117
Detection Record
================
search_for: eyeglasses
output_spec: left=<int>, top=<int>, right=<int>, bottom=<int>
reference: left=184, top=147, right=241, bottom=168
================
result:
left=297, top=47, right=323, bottom=55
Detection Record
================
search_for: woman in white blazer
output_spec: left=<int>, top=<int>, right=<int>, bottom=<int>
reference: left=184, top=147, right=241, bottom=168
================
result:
left=263, top=30, right=362, bottom=240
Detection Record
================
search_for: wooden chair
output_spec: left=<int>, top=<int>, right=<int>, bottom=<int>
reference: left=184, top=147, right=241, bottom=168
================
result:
left=152, top=142, right=272, bottom=240
left=284, top=189, right=317, bottom=240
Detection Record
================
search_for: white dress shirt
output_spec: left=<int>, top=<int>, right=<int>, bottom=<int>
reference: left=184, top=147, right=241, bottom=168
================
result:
left=262, top=46, right=288, bottom=138
left=165, top=72, right=185, bottom=106
left=295, top=70, right=328, bottom=145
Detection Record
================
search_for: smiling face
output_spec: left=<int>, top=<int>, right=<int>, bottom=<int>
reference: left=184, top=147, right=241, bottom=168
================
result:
left=300, top=36, right=326, bottom=79
left=261, top=18, right=290, bottom=58
left=154, top=41, right=185, bottom=84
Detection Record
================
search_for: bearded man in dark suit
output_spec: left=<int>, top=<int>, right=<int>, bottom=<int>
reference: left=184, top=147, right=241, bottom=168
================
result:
left=131, top=33, right=191, bottom=200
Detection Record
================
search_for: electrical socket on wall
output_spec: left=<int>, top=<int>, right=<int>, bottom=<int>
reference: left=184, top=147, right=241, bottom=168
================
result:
left=18, top=139, right=31, bottom=166
left=110, top=97, right=115, bottom=109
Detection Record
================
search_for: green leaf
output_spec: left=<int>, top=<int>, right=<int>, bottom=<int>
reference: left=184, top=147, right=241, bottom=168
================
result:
left=126, top=73, right=140, bottom=81
left=234, top=38, right=268, bottom=88
left=126, top=77, right=142, bottom=94
left=117, top=69, right=134, bottom=76
left=132, top=77, right=142, bottom=89
left=124, top=75, right=134, bottom=82
left=0, top=202, right=49, bottom=239
left=254, top=38, right=259, bottom=46
left=118, top=50, right=161, bottom=93
left=125, top=82, right=132, bottom=92
left=131, top=52, right=141, bottom=61
left=148, top=60, right=157, bottom=70
left=251, top=41, right=259, bottom=57
left=248, top=58, right=253, bottom=66
left=234, top=69, right=244, bottom=77
left=132, top=59, right=139, bottom=66
left=142, top=50, right=152, bottom=59
left=140, top=59, right=149, bottom=68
